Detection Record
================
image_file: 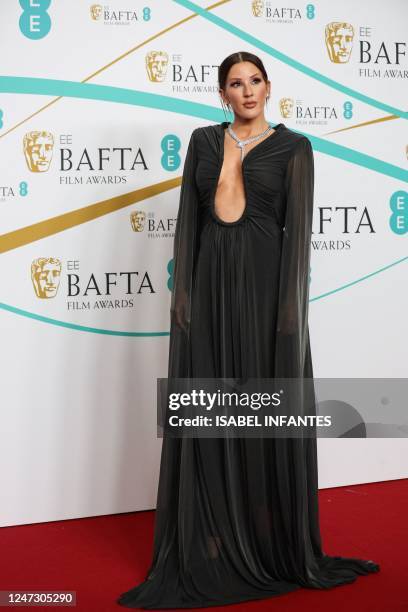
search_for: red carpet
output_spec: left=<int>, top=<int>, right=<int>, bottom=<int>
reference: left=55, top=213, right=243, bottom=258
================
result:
left=1, top=479, right=406, bottom=611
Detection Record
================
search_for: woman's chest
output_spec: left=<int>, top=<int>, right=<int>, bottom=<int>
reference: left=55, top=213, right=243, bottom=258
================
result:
left=195, top=148, right=287, bottom=203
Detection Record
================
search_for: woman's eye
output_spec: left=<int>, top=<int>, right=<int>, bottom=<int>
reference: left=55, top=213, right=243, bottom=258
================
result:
left=231, top=79, right=261, bottom=87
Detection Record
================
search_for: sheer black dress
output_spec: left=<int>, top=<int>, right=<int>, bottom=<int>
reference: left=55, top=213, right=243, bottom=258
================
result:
left=117, top=121, right=380, bottom=608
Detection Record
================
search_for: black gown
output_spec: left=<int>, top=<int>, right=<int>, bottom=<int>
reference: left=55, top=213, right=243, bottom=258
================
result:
left=117, top=121, right=380, bottom=609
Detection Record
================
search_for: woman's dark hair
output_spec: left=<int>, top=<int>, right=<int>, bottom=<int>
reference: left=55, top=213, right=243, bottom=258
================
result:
left=218, top=51, right=269, bottom=117
left=218, top=51, right=268, bottom=89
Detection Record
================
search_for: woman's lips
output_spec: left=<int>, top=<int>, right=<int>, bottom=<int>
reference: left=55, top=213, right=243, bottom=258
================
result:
left=243, top=102, right=257, bottom=108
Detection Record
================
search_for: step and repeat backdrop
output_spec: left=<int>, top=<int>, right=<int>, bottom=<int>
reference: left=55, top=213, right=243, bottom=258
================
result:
left=0, top=0, right=407, bottom=526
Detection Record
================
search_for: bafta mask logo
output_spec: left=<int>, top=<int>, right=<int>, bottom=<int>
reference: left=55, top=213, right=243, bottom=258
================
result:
left=325, top=22, right=354, bottom=63
left=31, top=257, right=62, bottom=299
left=130, top=210, right=146, bottom=232
left=90, top=4, right=102, bottom=20
left=145, top=51, right=169, bottom=82
left=251, top=0, right=264, bottom=17
left=23, top=130, right=54, bottom=173
left=279, top=97, right=294, bottom=118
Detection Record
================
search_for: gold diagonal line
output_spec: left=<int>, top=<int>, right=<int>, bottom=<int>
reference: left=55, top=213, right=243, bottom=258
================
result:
left=323, top=114, right=400, bottom=136
left=82, top=0, right=230, bottom=82
left=0, top=0, right=401, bottom=142
left=0, top=0, right=230, bottom=140
left=0, top=97, right=64, bottom=138
left=0, top=177, right=181, bottom=254
left=0, top=0, right=402, bottom=259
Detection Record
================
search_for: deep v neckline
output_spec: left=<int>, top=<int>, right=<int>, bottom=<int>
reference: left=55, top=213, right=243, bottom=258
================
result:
left=211, top=122, right=284, bottom=227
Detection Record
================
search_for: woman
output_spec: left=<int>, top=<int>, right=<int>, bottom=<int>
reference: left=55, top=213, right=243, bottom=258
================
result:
left=118, top=51, right=380, bottom=609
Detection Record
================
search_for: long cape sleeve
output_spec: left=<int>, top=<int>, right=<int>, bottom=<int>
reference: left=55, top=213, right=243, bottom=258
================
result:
left=168, top=128, right=200, bottom=379
left=274, top=137, right=314, bottom=380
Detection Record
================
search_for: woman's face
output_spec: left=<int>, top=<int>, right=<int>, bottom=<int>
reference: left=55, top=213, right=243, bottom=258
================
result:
left=220, top=61, right=270, bottom=119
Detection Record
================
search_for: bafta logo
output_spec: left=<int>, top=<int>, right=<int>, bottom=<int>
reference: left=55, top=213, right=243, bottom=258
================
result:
left=251, top=0, right=264, bottom=17
left=146, top=51, right=169, bottom=82
left=31, top=257, right=62, bottom=299
left=279, top=97, right=294, bottom=118
left=325, top=22, right=354, bottom=63
left=130, top=210, right=146, bottom=232
left=90, top=4, right=102, bottom=20
left=23, top=130, right=54, bottom=173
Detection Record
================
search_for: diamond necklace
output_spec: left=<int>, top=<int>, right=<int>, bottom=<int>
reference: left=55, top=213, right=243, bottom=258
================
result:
left=227, top=122, right=274, bottom=161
